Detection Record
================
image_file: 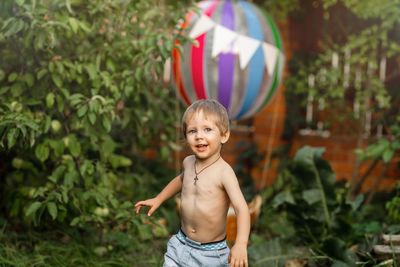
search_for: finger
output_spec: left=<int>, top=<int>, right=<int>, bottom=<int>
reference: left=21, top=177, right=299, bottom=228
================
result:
left=134, top=201, right=143, bottom=207
left=135, top=206, right=141, bottom=214
left=148, top=205, right=157, bottom=216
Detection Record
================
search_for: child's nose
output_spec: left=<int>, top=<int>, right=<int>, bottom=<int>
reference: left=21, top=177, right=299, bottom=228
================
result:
left=195, top=131, right=204, bottom=138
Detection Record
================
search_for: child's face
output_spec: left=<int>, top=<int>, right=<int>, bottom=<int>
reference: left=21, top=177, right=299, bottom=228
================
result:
left=185, top=110, right=229, bottom=160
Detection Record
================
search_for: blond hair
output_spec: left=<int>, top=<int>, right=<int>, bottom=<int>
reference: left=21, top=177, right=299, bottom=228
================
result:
left=182, top=99, right=230, bottom=138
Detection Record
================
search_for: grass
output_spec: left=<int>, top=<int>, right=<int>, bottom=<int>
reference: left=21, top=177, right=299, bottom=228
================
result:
left=0, top=230, right=168, bottom=267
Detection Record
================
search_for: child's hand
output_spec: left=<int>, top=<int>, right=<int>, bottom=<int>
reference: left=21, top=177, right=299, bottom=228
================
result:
left=134, top=197, right=160, bottom=216
left=229, top=243, right=248, bottom=267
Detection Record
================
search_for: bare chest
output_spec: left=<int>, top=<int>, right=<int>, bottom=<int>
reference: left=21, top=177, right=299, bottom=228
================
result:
left=181, top=168, right=225, bottom=201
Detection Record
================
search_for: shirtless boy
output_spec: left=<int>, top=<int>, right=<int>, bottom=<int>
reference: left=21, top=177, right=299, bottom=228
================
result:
left=135, top=99, right=250, bottom=267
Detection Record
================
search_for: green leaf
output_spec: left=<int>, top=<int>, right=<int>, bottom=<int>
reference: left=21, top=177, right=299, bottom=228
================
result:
left=64, top=170, right=78, bottom=187
left=80, top=160, right=94, bottom=176
left=70, top=97, right=83, bottom=107
left=47, top=202, right=58, bottom=220
left=79, top=22, right=90, bottom=33
left=94, top=246, right=108, bottom=256
left=88, top=112, right=96, bottom=125
left=89, top=100, right=100, bottom=113
left=35, top=143, right=50, bottom=162
left=4, top=19, right=25, bottom=37
left=351, top=194, right=364, bottom=211
left=138, top=224, right=153, bottom=241
left=48, top=165, right=66, bottom=183
left=109, top=154, right=132, bottom=168
left=302, top=189, right=322, bottom=205
left=37, top=69, right=48, bottom=80
left=272, top=191, right=295, bottom=208
left=100, top=137, right=117, bottom=156
left=392, top=140, right=400, bottom=150
left=25, top=201, right=42, bottom=217
left=102, top=117, right=111, bottom=132
left=52, top=74, right=63, bottom=88
left=120, top=201, right=133, bottom=209
left=7, top=128, right=17, bottom=148
left=0, top=86, right=10, bottom=95
left=16, top=0, right=25, bottom=6
left=331, top=261, right=351, bottom=267
left=48, top=140, right=64, bottom=157
left=24, top=73, right=34, bottom=87
left=0, top=70, right=5, bottom=81
left=11, top=83, right=23, bottom=97
left=77, top=105, right=88, bottom=117
left=106, top=59, right=116, bottom=72
left=55, top=61, right=64, bottom=74
left=85, top=64, right=97, bottom=80
left=68, top=135, right=81, bottom=157
left=363, top=143, right=386, bottom=159
left=153, top=224, right=169, bottom=238
left=61, top=187, right=69, bottom=203
left=70, top=217, right=80, bottom=226
left=46, top=92, right=55, bottom=108
left=68, top=17, right=79, bottom=33
left=383, top=149, right=394, bottom=163
left=294, top=146, right=325, bottom=166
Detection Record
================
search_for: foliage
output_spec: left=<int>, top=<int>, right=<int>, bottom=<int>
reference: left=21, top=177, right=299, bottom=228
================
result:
left=0, top=0, right=193, bottom=244
left=0, top=228, right=168, bottom=267
left=249, top=146, right=396, bottom=266
left=386, top=182, right=400, bottom=224
left=318, top=0, right=399, bottom=109
left=356, top=118, right=400, bottom=164
left=285, top=0, right=400, bottom=129
left=270, top=146, right=383, bottom=266
left=284, top=0, right=400, bottom=199
left=249, top=234, right=308, bottom=267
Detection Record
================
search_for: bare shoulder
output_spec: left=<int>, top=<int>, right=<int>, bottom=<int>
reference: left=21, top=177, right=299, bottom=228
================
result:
left=182, top=155, right=195, bottom=168
left=220, top=159, right=237, bottom=181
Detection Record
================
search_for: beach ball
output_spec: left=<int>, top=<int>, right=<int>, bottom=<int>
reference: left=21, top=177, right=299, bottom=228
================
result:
left=172, top=0, right=284, bottom=120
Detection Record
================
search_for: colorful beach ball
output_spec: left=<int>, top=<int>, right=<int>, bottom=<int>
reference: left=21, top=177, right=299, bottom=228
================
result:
left=172, top=0, right=284, bottom=120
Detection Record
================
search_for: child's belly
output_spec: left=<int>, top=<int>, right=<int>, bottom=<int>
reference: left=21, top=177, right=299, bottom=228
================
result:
left=180, top=195, right=229, bottom=243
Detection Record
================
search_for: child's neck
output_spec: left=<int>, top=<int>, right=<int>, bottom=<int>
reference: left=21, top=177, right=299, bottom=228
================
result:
left=195, top=153, right=221, bottom=165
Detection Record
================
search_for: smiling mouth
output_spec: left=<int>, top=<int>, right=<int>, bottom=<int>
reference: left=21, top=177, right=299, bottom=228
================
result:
left=196, top=144, right=208, bottom=149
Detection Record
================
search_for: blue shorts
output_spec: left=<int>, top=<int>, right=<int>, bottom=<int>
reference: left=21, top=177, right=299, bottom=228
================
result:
left=163, top=230, right=230, bottom=267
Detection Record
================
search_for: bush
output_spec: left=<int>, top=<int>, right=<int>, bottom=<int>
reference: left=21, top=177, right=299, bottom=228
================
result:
left=0, top=0, right=191, bottom=242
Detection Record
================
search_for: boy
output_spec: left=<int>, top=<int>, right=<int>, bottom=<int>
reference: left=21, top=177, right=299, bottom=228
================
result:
left=135, top=99, right=250, bottom=267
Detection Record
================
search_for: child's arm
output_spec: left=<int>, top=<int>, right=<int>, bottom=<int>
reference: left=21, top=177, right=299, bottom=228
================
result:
left=135, top=173, right=183, bottom=216
left=222, top=166, right=250, bottom=267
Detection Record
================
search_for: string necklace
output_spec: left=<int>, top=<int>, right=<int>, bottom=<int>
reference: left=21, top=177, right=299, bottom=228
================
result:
left=194, top=156, right=221, bottom=185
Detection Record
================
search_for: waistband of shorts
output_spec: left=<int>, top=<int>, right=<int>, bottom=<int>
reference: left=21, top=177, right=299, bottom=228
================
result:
left=175, top=229, right=227, bottom=251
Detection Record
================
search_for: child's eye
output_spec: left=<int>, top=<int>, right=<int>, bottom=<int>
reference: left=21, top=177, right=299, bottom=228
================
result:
left=204, top=128, right=212, bottom=132
left=187, top=129, right=196, bottom=134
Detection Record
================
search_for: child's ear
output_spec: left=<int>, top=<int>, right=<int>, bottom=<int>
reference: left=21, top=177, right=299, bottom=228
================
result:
left=221, top=130, right=230, bottom=144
